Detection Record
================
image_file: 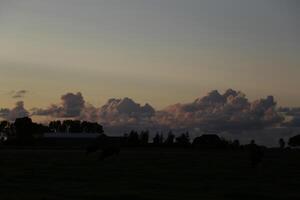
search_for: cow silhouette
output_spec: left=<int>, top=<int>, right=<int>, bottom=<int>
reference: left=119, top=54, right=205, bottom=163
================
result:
left=248, top=140, right=264, bottom=168
left=86, top=134, right=121, bottom=160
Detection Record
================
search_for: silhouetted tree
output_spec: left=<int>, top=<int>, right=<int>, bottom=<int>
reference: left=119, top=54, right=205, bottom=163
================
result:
left=0, top=121, right=11, bottom=135
left=153, top=132, right=162, bottom=145
left=176, top=132, right=190, bottom=146
left=81, top=121, right=103, bottom=133
left=140, top=130, right=149, bottom=145
left=0, top=121, right=9, bottom=131
left=279, top=138, right=285, bottom=149
left=128, top=130, right=139, bottom=146
left=60, top=120, right=69, bottom=132
left=232, top=139, right=240, bottom=149
left=69, top=120, right=82, bottom=133
left=49, top=120, right=103, bottom=134
left=14, top=117, right=49, bottom=144
left=14, top=117, right=36, bottom=144
left=159, top=133, right=164, bottom=144
left=34, top=123, right=50, bottom=135
left=0, top=121, right=11, bottom=143
left=165, top=130, right=175, bottom=145
left=288, top=135, right=300, bottom=147
left=49, top=121, right=62, bottom=132
left=193, top=134, right=223, bottom=149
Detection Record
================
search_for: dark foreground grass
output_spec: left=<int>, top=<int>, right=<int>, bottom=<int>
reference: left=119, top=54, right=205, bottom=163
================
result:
left=0, top=148, right=300, bottom=200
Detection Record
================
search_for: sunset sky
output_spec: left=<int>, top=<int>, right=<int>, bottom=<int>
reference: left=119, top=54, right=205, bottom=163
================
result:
left=0, top=0, right=299, bottom=109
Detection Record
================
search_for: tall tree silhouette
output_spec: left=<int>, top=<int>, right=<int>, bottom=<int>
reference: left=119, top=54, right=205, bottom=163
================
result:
left=49, top=121, right=62, bottom=132
left=176, top=132, right=190, bottom=146
left=14, top=117, right=35, bottom=144
left=140, top=130, right=149, bottom=145
left=153, top=132, right=164, bottom=145
left=128, top=130, right=139, bottom=146
left=165, top=130, right=175, bottom=145
left=279, top=138, right=285, bottom=149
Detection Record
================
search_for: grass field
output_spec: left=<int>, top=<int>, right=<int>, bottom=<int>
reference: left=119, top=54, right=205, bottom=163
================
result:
left=1, top=148, right=300, bottom=200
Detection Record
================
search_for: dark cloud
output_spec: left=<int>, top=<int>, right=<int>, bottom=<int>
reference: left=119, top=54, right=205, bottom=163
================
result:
left=28, top=89, right=284, bottom=132
left=98, top=97, right=155, bottom=127
left=32, top=92, right=85, bottom=118
left=32, top=95, right=156, bottom=129
left=278, top=107, right=300, bottom=117
left=79, top=103, right=100, bottom=122
left=0, top=101, right=29, bottom=121
left=278, top=107, right=300, bottom=127
left=31, top=104, right=63, bottom=117
left=61, top=92, right=85, bottom=117
left=285, top=117, right=300, bottom=127
left=10, top=90, right=28, bottom=99
left=0, top=108, right=10, bottom=120
left=155, top=89, right=283, bottom=131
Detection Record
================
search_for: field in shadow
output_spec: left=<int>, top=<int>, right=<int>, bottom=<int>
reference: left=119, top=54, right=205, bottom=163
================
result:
left=0, top=148, right=300, bottom=200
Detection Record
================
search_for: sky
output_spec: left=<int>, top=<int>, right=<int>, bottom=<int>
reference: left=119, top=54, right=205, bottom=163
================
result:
left=0, top=0, right=299, bottom=110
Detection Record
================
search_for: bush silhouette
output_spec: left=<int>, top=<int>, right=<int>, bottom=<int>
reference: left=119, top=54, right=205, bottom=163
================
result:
left=193, top=134, right=223, bottom=149
left=288, top=135, right=300, bottom=147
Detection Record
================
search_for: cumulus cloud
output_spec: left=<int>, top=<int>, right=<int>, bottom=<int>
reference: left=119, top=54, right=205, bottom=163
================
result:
left=79, top=103, right=100, bottom=122
left=97, top=97, right=155, bottom=127
left=32, top=92, right=85, bottom=118
left=61, top=92, right=85, bottom=117
left=278, top=107, right=300, bottom=127
left=27, top=89, right=284, bottom=131
left=0, top=101, right=29, bottom=121
left=31, top=94, right=156, bottom=130
left=278, top=107, right=300, bottom=117
left=0, top=90, right=286, bottom=146
left=154, top=89, right=283, bottom=131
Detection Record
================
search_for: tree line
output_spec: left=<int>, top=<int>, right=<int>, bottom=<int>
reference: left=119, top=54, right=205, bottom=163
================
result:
left=122, top=130, right=237, bottom=148
left=1, top=117, right=300, bottom=148
left=0, top=117, right=103, bottom=144
left=48, top=120, right=103, bottom=133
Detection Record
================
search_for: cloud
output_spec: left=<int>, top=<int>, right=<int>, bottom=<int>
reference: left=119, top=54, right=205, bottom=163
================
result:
left=286, top=117, right=300, bottom=127
left=61, top=92, right=85, bottom=117
left=29, top=89, right=283, bottom=132
left=278, top=107, right=300, bottom=127
left=0, top=90, right=287, bottom=147
left=32, top=94, right=156, bottom=130
left=278, top=107, right=300, bottom=117
left=79, top=103, right=100, bottom=122
left=97, top=97, right=155, bottom=127
left=0, top=101, right=29, bottom=121
left=154, top=89, right=283, bottom=131
left=32, top=92, right=85, bottom=118
left=10, top=90, right=28, bottom=99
